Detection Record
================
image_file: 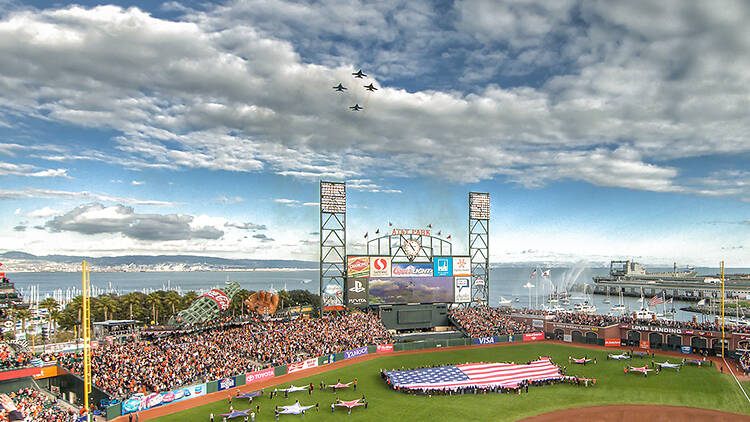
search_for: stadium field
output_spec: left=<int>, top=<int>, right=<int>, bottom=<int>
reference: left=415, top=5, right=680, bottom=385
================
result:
left=146, top=343, right=750, bottom=422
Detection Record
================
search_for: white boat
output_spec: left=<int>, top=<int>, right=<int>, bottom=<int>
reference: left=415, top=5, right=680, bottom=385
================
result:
left=514, top=297, right=520, bottom=303
left=635, top=308, right=657, bottom=320
left=603, top=288, right=611, bottom=304
left=547, top=297, right=559, bottom=303
left=548, top=305, right=566, bottom=313
left=574, top=302, right=597, bottom=314
left=498, top=296, right=512, bottom=306
left=560, top=297, right=570, bottom=305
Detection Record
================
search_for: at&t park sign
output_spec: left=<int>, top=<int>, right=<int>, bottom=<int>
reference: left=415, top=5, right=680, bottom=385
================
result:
left=391, top=228, right=431, bottom=236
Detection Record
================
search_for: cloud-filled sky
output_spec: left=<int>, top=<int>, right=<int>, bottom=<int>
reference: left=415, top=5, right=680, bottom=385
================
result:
left=0, top=0, right=749, bottom=265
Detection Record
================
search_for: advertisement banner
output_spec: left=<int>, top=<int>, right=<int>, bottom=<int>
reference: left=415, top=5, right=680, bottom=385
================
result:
left=453, top=277, right=471, bottom=303
left=370, top=257, right=391, bottom=277
left=319, top=353, right=335, bottom=365
left=563, top=334, right=572, bottom=343
left=392, top=263, right=433, bottom=277
left=122, top=383, right=206, bottom=414
left=474, top=336, right=497, bottom=345
left=322, top=283, right=343, bottom=307
left=532, top=319, right=544, bottom=329
left=376, top=344, right=394, bottom=353
left=346, top=278, right=368, bottom=307
left=453, top=257, right=471, bottom=277
left=347, top=256, right=370, bottom=278
left=246, top=368, right=274, bottom=384
left=288, top=357, right=318, bottom=374
left=681, top=345, right=692, bottom=354
left=639, top=341, right=650, bottom=350
left=523, top=332, right=544, bottom=342
left=218, top=376, right=237, bottom=391
left=200, top=289, right=230, bottom=311
left=605, top=339, right=620, bottom=347
left=344, top=346, right=368, bottom=360
left=433, top=257, right=453, bottom=277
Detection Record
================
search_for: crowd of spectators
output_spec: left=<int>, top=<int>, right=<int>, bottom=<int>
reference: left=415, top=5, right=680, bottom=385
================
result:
left=62, top=312, right=390, bottom=399
left=740, top=352, right=750, bottom=375
left=0, top=345, right=36, bottom=371
left=449, top=308, right=536, bottom=337
left=0, top=388, right=77, bottom=422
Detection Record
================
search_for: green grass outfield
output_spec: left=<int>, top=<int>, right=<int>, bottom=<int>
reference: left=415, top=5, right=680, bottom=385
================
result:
left=150, top=343, right=750, bottom=422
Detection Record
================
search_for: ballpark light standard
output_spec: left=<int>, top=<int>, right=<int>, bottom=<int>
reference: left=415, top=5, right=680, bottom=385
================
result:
left=82, top=261, right=92, bottom=422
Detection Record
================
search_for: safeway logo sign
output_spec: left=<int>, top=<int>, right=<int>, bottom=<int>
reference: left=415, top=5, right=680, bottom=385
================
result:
left=370, top=257, right=391, bottom=277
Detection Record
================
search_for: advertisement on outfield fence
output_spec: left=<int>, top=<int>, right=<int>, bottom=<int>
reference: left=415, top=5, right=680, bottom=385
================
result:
left=392, top=263, right=433, bottom=277
left=288, top=357, right=318, bottom=374
left=218, top=376, right=237, bottom=391
left=246, top=368, right=275, bottom=384
left=347, top=256, right=370, bottom=278
left=122, top=383, right=206, bottom=414
left=320, top=353, right=335, bottom=365
left=523, top=332, right=544, bottom=342
left=322, top=283, right=343, bottom=307
left=377, top=344, right=394, bottom=353
left=639, top=341, right=650, bottom=350
left=345, top=346, right=368, bottom=359
left=605, top=339, right=620, bottom=347
left=681, top=346, right=692, bottom=354
left=563, top=334, right=572, bottom=343
left=474, top=336, right=497, bottom=345
left=346, top=278, right=368, bottom=307
left=454, top=277, right=471, bottom=303
left=453, top=257, right=471, bottom=276
left=370, top=257, right=391, bottom=277
left=433, top=257, right=453, bottom=277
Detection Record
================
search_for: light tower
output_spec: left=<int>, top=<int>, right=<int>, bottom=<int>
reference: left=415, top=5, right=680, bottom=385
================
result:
left=469, top=192, right=490, bottom=305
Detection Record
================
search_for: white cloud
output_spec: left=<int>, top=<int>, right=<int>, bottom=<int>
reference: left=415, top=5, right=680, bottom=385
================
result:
left=13, top=208, right=20, bottom=215
left=0, top=188, right=179, bottom=206
left=212, top=195, right=245, bottom=204
left=0, top=162, right=69, bottom=178
left=274, top=198, right=300, bottom=207
left=0, top=2, right=748, bottom=200
left=27, top=206, right=61, bottom=218
left=131, top=180, right=145, bottom=185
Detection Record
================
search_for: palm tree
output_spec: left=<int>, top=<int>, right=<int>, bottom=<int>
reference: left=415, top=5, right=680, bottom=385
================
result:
left=162, top=291, right=182, bottom=317
left=15, top=309, right=31, bottom=333
left=146, top=292, right=162, bottom=324
left=97, top=295, right=119, bottom=321
left=38, top=298, right=60, bottom=343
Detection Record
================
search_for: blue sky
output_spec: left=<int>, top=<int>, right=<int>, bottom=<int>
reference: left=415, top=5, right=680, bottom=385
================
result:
left=1, top=0, right=749, bottom=265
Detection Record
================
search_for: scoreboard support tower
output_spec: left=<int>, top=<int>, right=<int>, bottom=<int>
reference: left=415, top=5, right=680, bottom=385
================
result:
left=469, top=192, right=490, bottom=306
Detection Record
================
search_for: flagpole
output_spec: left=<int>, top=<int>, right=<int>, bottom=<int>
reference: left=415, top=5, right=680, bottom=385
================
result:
left=721, top=261, right=725, bottom=358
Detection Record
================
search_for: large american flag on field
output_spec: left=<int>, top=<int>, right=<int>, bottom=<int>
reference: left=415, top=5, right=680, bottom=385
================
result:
left=383, top=358, right=561, bottom=390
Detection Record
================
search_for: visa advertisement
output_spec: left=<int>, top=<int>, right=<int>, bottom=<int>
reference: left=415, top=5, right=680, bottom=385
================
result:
left=368, top=276, right=453, bottom=304
left=433, top=257, right=453, bottom=277
left=122, top=383, right=206, bottom=414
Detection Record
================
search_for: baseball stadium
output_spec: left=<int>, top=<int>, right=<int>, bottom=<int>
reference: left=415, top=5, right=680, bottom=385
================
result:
left=1, top=185, right=750, bottom=422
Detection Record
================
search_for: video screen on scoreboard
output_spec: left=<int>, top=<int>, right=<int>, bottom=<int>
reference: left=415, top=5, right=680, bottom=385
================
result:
left=367, top=277, right=454, bottom=304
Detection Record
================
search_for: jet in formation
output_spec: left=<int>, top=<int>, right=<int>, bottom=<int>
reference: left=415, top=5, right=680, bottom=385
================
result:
left=349, top=104, right=363, bottom=111
left=333, top=83, right=347, bottom=92
left=364, top=83, right=378, bottom=92
left=352, top=69, right=367, bottom=78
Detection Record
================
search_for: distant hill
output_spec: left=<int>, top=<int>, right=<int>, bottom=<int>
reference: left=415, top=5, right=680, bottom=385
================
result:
left=0, top=251, right=318, bottom=269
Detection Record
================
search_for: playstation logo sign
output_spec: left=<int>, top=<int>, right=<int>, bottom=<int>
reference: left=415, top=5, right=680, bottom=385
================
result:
left=349, top=279, right=366, bottom=293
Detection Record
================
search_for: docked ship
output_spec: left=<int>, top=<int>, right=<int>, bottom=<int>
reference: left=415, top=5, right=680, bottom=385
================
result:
left=594, top=261, right=699, bottom=283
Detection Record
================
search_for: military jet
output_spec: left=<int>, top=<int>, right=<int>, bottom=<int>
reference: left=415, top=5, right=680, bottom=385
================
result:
left=364, top=83, right=378, bottom=91
left=332, top=83, right=347, bottom=91
left=352, top=69, right=367, bottom=78
left=349, top=104, right=363, bottom=111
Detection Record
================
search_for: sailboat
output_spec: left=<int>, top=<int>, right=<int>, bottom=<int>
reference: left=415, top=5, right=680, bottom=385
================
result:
left=611, top=289, right=626, bottom=312
left=663, top=294, right=676, bottom=317
left=498, top=296, right=512, bottom=306
left=603, top=287, right=611, bottom=304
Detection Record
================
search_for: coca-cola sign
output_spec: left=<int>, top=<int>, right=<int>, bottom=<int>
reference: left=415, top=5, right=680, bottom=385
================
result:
left=200, top=289, right=230, bottom=311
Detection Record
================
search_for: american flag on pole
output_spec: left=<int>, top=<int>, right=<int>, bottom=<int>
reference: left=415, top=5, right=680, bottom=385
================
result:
left=649, top=291, right=665, bottom=307
left=383, top=358, right=561, bottom=390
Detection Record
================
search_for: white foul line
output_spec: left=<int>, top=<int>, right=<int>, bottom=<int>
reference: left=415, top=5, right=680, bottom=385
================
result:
left=723, top=357, right=750, bottom=404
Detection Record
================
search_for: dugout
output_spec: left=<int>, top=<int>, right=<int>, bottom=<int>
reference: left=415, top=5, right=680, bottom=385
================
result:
left=377, top=303, right=451, bottom=332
